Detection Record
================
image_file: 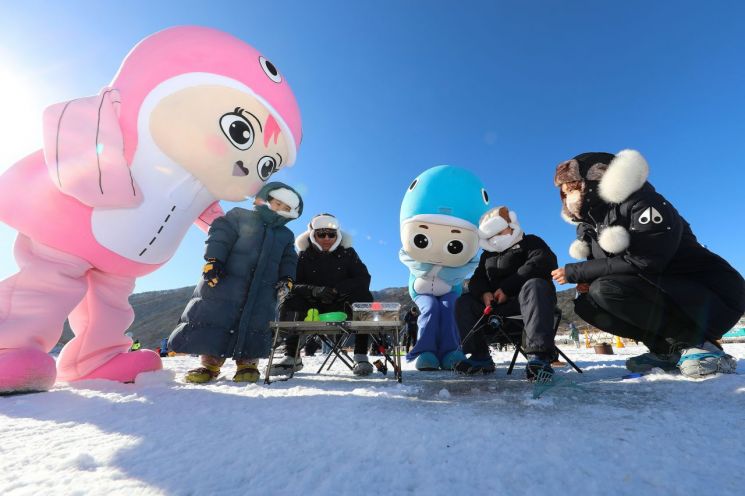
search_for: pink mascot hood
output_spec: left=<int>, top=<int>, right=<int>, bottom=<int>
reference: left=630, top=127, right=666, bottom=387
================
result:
left=0, top=26, right=303, bottom=277
left=0, top=26, right=305, bottom=392
left=114, top=26, right=302, bottom=165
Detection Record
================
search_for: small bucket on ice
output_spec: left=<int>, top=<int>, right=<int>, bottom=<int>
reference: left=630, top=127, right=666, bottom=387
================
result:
left=593, top=342, right=614, bottom=355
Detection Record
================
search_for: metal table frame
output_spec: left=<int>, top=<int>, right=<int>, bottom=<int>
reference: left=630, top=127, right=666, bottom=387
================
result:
left=265, top=320, right=403, bottom=384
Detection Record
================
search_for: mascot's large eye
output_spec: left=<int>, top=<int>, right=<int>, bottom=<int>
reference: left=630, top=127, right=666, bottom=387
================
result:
left=257, top=156, right=277, bottom=181
left=259, top=56, right=282, bottom=83
left=446, top=240, right=464, bottom=254
left=413, top=234, right=429, bottom=249
left=481, top=188, right=489, bottom=204
left=408, top=178, right=419, bottom=191
left=220, top=113, right=254, bottom=150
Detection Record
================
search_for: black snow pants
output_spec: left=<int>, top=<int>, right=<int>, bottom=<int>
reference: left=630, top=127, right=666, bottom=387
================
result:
left=455, top=278, right=558, bottom=357
left=574, top=274, right=707, bottom=353
left=572, top=275, right=706, bottom=353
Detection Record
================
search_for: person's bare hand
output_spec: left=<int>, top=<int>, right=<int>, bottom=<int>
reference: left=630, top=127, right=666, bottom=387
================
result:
left=576, top=283, right=590, bottom=294
left=494, top=288, right=508, bottom=304
left=551, top=267, right=568, bottom=284
left=482, top=292, right=495, bottom=307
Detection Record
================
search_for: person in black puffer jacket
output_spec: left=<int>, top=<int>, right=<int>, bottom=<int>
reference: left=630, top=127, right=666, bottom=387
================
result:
left=269, top=213, right=375, bottom=376
left=455, top=206, right=558, bottom=379
left=551, top=150, right=745, bottom=378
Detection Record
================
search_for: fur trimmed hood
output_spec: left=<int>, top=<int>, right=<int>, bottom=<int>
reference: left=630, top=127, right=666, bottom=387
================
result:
left=555, top=149, right=649, bottom=258
left=597, top=150, right=649, bottom=204
left=295, top=230, right=353, bottom=252
left=554, top=149, right=649, bottom=223
left=294, top=213, right=354, bottom=252
left=255, top=182, right=303, bottom=222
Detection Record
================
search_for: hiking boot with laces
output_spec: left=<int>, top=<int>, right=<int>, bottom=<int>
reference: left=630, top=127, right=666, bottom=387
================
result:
left=678, top=341, right=738, bottom=378
left=268, top=355, right=303, bottom=375
left=352, top=355, right=374, bottom=376
left=526, top=354, right=554, bottom=382
left=453, top=356, right=496, bottom=375
left=233, top=359, right=261, bottom=383
left=626, top=349, right=681, bottom=373
left=184, top=365, right=220, bottom=383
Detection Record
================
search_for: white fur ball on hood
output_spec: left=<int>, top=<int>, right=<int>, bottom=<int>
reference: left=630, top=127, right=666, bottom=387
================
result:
left=478, top=206, right=524, bottom=252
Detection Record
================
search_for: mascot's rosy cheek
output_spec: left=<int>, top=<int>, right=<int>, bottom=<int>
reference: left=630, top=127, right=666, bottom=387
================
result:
left=0, top=26, right=302, bottom=393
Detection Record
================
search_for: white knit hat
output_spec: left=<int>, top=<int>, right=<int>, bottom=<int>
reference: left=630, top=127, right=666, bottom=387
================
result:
left=478, top=206, right=524, bottom=252
left=309, top=213, right=342, bottom=251
left=310, top=214, right=340, bottom=230
left=268, top=187, right=301, bottom=218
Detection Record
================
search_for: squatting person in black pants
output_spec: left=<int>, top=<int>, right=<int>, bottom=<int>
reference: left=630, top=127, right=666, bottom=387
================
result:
left=551, top=150, right=745, bottom=378
left=454, top=206, right=559, bottom=379
left=269, top=213, right=375, bottom=376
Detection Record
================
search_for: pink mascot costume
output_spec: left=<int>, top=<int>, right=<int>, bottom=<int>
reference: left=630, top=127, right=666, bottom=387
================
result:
left=0, top=26, right=302, bottom=393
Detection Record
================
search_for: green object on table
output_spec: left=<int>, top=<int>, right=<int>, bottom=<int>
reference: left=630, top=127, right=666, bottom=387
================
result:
left=304, top=308, right=320, bottom=322
left=318, top=311, right=348, bottom=322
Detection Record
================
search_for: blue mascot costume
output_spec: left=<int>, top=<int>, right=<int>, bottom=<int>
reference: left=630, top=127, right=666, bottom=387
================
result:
left=399, top=165, right=490, bottom=370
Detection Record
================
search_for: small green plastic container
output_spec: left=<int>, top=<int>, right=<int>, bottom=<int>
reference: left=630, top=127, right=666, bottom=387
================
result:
left=318, top=311, right=348, bottom=322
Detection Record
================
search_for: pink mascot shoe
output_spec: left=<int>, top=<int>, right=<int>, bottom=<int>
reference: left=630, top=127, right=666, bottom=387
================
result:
left=0, top=26, right=302, bottom=392
left=0, top=349, right=57, bottom=394
left=78, top=349, right=163, bottom=383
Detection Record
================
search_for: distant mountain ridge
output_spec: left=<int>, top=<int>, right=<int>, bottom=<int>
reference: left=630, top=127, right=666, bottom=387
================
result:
left=60, top=285, right=580, bottom=349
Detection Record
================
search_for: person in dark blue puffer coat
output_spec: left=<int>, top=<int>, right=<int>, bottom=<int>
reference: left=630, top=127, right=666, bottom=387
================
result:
left=168, top=182, right=303, bottom=383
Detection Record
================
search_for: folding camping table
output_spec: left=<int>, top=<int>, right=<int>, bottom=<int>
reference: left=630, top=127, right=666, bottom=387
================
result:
left=265, top=320, right=403, bottom=384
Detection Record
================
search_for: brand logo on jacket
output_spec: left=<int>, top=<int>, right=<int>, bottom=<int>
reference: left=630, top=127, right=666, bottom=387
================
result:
left=638, top=207, right=663, bottom=225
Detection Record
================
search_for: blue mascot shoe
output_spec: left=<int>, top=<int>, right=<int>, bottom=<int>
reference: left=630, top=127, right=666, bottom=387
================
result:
left=440, top=350, right=466, bottom=370
left=415, top=352, right=440, bottom=371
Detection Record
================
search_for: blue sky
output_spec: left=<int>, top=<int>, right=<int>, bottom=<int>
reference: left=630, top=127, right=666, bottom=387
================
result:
left=0, top=0, right=743, bottom=293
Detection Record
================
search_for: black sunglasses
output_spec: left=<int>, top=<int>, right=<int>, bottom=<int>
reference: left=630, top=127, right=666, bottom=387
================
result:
left=315, top=230, right=337, bottom=239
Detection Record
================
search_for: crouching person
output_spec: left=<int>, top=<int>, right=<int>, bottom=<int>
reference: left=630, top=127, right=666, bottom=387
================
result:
left=455, top=206, right=559, bottom=379
left=168, top=183, right=303, bottom=383
left=552, top=150, right=745, bottom=378
left=269, top=213, right=375, bottom=376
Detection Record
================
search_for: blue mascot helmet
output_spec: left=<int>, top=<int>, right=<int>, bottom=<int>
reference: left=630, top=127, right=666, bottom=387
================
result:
left=400, top=165, right=490, bottom=229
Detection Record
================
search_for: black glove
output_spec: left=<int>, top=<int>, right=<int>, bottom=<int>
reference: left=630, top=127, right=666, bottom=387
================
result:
left=311, top=286, right=338, bottom=304
left=292, top=284, right=337, bottom=303
left=202, top=258, right=226, bottom=287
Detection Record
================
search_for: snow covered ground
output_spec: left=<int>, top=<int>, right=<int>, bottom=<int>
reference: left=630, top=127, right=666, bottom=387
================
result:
left=2, top=343, right=744, bottom=496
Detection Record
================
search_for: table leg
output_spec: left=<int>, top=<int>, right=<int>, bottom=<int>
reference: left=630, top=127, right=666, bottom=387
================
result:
left=395, top=327, right=402, bottom=383
left=265, top=326, right=284, bottom=385
left=324, top=333, right=354, bottom=372
left=285, top=333, right=304, bottom=380
left=317, top=335, right=337, bottom=373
